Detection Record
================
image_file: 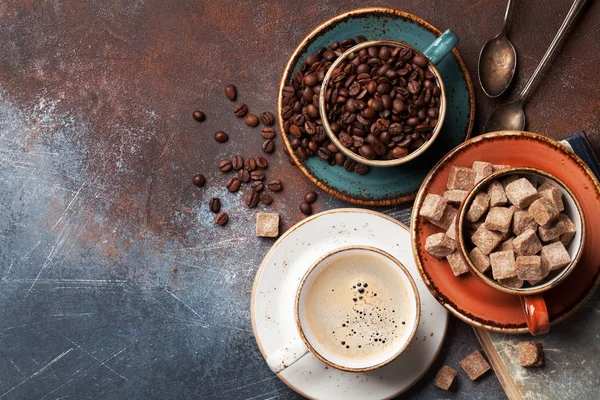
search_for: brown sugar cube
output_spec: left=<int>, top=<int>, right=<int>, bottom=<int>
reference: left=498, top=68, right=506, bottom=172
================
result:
left=541, top=242, right=571, bottom=271
left=493, top=164, right=510, bottom=172
left=501, top=174, right=519, bottom=188
left=425, top=233, right=456, bottom=259
left=256, top=213, right=280, bottom=238
left=499, top=276, right=524, bottom=288
left=446, top=216, right=457, bottom=240
left=460, top=350, right=491, bottom=381
left=466, top=192, right=490, bottom=222
left=446, top=251, right=469, bottom=276
left=430, top=205, right=458, bottom=230
left=506, top=178, right=540, bottom=209
left=538, top=183, right=564, bottom=212
left=434, top=365, right=457, bottom=391
left=516, top=255, right=547, bottom=281
left=447, top=166, right=476, bottom=191
left=469, top=247, right=491, bottom=273
left=443, top=189, right=468, bottom=206
left=473, top=161, right=494, bottom=183
left=519, top=342, right=544, bottom=367
left=487, top=180, right=508, bottom=207
left=466, top=221, right=484, bottom=236
left=558, top=214, right=576, bottom=245
left=471, top=225, right=503, bottom=255
left=529, top=197, right=559, bottom=227
left=538, top=219, right=566, bottom=242
left=513, top=229, right=543, bottom=256
left=420, top=193, right=448, bottom=222
left=490, top=250, right=517, bottom=279
left=499, top=238, right=514, bottom=251
left=484, top=206, right=515, bottom=233
left=513, top=210, right=538, bottom=236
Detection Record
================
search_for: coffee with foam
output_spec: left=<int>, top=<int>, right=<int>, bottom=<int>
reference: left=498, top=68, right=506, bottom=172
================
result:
left=297, top=247, right=419, bottom=370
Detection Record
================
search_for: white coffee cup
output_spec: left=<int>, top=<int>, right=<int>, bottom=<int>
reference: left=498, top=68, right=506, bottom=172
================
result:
left=266, top=245, right=420, bottom=373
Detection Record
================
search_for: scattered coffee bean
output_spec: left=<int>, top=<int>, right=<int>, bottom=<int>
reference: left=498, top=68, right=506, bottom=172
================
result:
left=299, top=202, right=312, bottom=215
left=209, top=198, right=221, bottom=213
left=304, top=191, right=317, bottom=204
left=262, top=139, right=275, bottom=153
left=234, top=103, right=248, bottom=117
left=214, top=131, right=229, bottom=143
left=219, top=159, right=233, bottom=172
left=192, top=174, right=206, bottom=187
left=226, top=177, right=241, bottom=192
left=261, top=127, right=276, bottom=139
left=355, top=163, right=370, bottom=175
left=256, top=156, right=268, bottom=169
left=238, top=169, right=250, bottom=183
left=245, top=113, right=259, bottom=127
left=225, top=84, right=237, bottom=101
left=251, top=181, right=264, bottom=192
left=232, top=155, right=244, bottom=170
left=260, top=193, right=273, bottom=205
left=267, top=179, right=283, bottom=192
left=250, top=170, right=265, bottom=181
left=192, top=110, right=205, bottom=122
left=244, top=158, right=257, bottom=172
left=245, top=190, right=260, bottom=208
left=260, top=111, right=275, bottom=126
left=215, top=211, right=229, bottom=226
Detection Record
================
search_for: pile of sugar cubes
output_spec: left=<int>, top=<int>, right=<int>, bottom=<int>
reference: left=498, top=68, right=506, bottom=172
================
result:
left=421, top=161, right=576, bottom=288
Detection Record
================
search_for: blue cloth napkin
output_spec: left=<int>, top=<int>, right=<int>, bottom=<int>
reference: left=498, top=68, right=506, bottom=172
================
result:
left=561, top=131, right=600, bottom=179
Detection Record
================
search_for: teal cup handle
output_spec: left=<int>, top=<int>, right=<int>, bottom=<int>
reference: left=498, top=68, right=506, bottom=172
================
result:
left=423, top=29, right=459, bottom=66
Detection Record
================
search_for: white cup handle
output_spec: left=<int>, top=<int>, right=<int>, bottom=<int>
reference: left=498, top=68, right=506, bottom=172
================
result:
left=266, top=335, right=310, bottom=373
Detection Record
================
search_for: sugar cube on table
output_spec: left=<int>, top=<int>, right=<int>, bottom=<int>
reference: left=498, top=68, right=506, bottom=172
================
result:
left=471, top=225, right=503, bottom=255
left=505, top=178, right=540, bottom=209
left=490, top=250, right=517, bottom=279
left=558, top=214, right=576, bottom=245
left=513, top=228, right=543, bottom=256
left=473, top=161, right=493, bottom=184
left=447, top=166, right=476, bottom=191
left=529, top=197, right=559, bottom=226
left=467, top=192, right=490, bottom=222
left=420, top=193, right=447, bottom=222
left=538, top=219, right=566, bottom=242
left=516, top=255, right=546, bottom=281
left=443, top=189, right=468, bottom=206
left=538, top=183, right=564, bottom=212
left=434, top=365, right=457, bottom=391
left=446, top=217, right=457, bottom=240
left=256, top=213, right=280, bottom=238
left=541, top=242, right=571, bottom=271
left=469, top=247, right=491, bottom=273
left=519, top=342, right=544, bottom=367
left=487, top=180, right=508, bottom=207
left=513, top=209, right=538, bottom=236
left=425, top=233, right=456, bottom=259
left=485, top=206, right=515, bottom=233
left=493, top=164, right=510, bottom=172
left=499, top=276, right=524, bottom=288
left=446, top=251, right=469, bottom=276
left=459, top=350, right=491, bottom=381
left=430, top=205, right=458, bottom=231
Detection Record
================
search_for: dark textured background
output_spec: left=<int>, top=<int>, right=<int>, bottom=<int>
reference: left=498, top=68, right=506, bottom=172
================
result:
left=0, top=0, right=598, bottom=399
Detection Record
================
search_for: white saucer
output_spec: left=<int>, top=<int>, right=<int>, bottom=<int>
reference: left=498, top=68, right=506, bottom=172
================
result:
left=251, top=209, right=448, bottom=399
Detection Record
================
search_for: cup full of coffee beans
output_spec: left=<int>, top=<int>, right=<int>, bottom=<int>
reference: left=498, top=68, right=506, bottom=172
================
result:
left=318, top=31, right=458, bottom=167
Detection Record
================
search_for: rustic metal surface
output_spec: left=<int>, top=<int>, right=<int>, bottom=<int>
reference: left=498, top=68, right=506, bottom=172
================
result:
left=0, top=0, right=598, bottom=399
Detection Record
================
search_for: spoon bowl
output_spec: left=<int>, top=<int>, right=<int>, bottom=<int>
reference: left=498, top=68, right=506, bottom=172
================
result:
left=485, top=100, right=525, bottom=132
left=478, top=33, right=517, bottom=98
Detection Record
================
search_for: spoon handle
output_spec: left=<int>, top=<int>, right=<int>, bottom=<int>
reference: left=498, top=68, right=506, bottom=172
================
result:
left=517, top=0, right=589, bottom=104
left=501, top=0, right=514, bottom=33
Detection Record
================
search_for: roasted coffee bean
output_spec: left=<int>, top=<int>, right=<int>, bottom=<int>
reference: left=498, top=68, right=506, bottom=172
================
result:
left=250, top=170, right=265, bottom=181
left=244, top=158, right=257, bottom=172
left=267, top=179, right=282, bottom=192
left=232, top=155, right=243, bottom=170
left=335, top=152, right=346, bottom=165
left=260, top=194, right=273, bottom=205
left=238, top=169, right=250, bottom=183
left=317, top=147, right=331, bottom=160
left=245, top=114, right=259, bottom=127
left=261, top=127, right=276, bottom=139
left=219, top=159, right=233, bottom=172
left=244, top=190, right=259, bottom=208
left=354, top=163, right=370, bottom=175
left=226, top=177, right=241, bottom=192
left=234, top=103, right=248, bottom=117
left=209, top=198, right=221, bottom=213
left=256, top=156, right=268, bottom=169
left=343, top=158, right=356, bottom=171
left=392, top=147, right=409, bottom=158
left=192, top=110, right=205, bottom=122
left=192, top=174, right=206, bottom=187
left=262, top=139, right=275, bottom=153
left=225, top=84, right=237, bottom=101
left=214, top=131, right=229, bottom=143
left=260, top=112, right=275, bottom=126
left=251, top=181, right=264, bottom=192
left=304, top=191, right=317, bottom=204
left=299, top=202, right=312, bottom=216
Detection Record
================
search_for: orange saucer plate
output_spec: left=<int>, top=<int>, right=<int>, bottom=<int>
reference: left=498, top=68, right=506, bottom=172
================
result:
left=411, top=131, right=600, bottom=333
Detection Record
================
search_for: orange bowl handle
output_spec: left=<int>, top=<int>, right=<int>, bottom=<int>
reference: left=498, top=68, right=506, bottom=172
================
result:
left=520, top=294, right=550, bottom=335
